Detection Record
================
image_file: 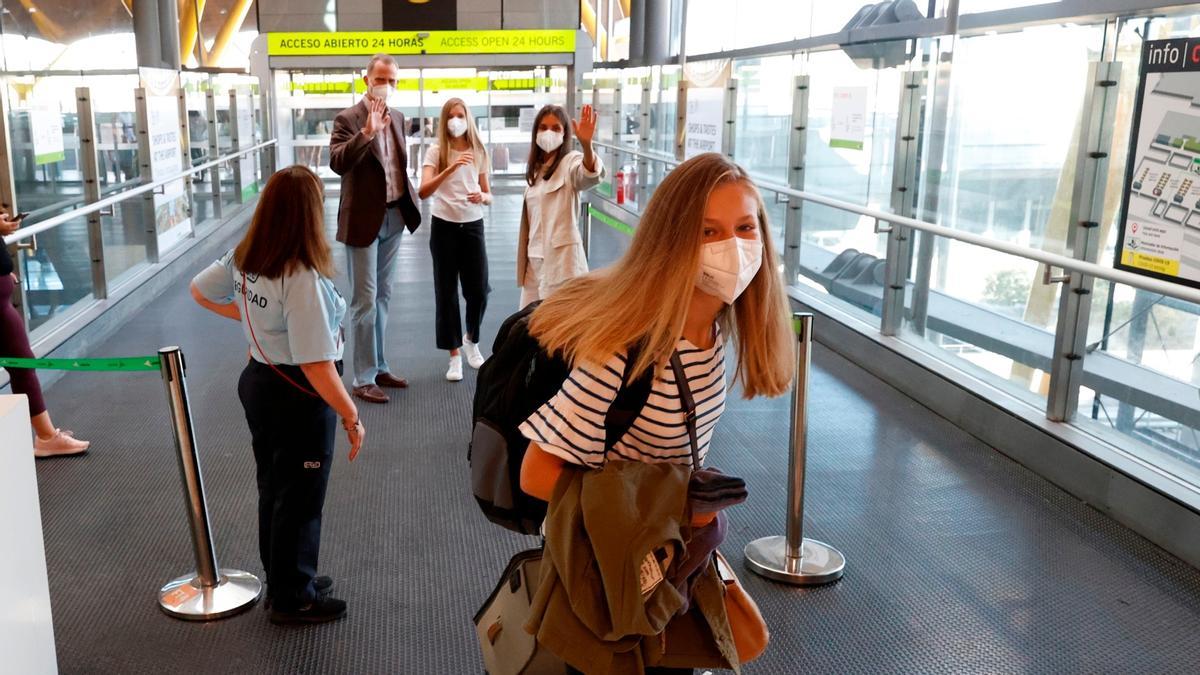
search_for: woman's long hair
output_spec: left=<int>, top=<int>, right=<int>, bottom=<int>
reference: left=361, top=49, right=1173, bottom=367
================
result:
left=435, top=97, right=488, bottom=174
left=524, top=104, right=572, bottom=187
left=528, top=153, right=794, bottom=398
left=233, top=165, right=334, bottom=279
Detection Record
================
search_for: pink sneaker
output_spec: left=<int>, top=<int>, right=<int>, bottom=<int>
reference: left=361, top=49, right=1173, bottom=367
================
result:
left=33, top=429, right=90, bottom=458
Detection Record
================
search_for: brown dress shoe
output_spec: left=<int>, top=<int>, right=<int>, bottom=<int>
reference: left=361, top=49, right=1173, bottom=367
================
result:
left=352, top=384, right=390, bottom=403
left=375, top=372, right=409, bottom=388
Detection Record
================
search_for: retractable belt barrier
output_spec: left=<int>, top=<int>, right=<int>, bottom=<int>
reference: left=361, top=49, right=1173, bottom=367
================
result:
left=5, top=347, right=262, bottom=620
left=744, top=313, right=847, bottom=586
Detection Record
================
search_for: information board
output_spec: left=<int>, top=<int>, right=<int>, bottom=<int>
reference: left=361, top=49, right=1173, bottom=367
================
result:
left=146, top=95, right=192, bottom=253
left=684, top=87, right=724, bottom=159
left=29, top=105, right=64, bottom=165
left=830, top=87, right=867, bottom=151
left=1116, top=38, right=1200, bottom=290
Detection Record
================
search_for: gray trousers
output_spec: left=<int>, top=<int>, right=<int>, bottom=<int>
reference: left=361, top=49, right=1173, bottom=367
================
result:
left=346, top=207, right=405, bottom=387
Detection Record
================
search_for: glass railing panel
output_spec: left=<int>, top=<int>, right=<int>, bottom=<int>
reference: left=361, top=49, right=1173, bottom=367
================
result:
left=1076, top=280, right=1200, bottom=492
left=734, top=55, right=795, bottom=184
left=899, top=240, right=1064, bottom=409
left=97, top=86, right=150, bottom=281
left=17, top=210, right=94, bottom=334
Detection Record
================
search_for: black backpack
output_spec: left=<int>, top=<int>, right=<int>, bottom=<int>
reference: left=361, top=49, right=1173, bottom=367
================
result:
left=469, top=302, right=654, bottom=535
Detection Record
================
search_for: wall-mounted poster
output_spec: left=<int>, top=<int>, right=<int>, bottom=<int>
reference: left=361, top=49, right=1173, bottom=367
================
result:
left=146, top=95, right=192, bottom=253
left=684, top=87, right=724, bottom=159
left=29, top=105, right=65, bottom=165
left=1116, top=38, right=1200, bottom=291
left=830, top=86, right=867, bottom=151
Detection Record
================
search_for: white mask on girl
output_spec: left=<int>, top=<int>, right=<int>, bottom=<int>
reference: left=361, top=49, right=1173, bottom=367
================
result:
left=447, top=117, right=468, bottom=138
left=695, top=237, right=763, bottom=304
left=536, top=129, right=564, bottom=153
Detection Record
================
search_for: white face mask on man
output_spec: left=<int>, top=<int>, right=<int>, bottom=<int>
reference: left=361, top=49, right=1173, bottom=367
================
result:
left=695, top=237, right=763, bottom=304
left=369, top=84, right=392, bottom=102
left=447, top=117, right=468, bottom=138
left=536, top=129, right=564, bottom=153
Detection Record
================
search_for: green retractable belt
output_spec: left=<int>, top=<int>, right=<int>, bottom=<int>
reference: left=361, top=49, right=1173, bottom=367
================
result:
left=0, top=355, right=162, bottom=372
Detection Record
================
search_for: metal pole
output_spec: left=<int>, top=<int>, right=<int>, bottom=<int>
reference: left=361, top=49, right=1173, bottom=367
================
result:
left=206, top=87, right=223, bottom=219
left=745, top=313, right=845, bottom=586
left=157, top=347, right=261, bottom=620
left=77, top=86, right=108, bottom=299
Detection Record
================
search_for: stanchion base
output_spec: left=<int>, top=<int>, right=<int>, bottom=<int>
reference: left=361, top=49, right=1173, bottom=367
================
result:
left=744, top=536, right=845, bottom=586
left=158, top=569, right=262, bottom=621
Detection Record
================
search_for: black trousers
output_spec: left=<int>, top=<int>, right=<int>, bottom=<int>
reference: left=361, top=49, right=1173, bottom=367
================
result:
left=238, top=359, right=338, bottom=610
left=429, top=215, right=489, bottom=350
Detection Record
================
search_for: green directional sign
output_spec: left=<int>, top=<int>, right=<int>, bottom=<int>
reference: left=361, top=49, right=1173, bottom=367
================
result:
left=0, top=356, right=162, bottom=372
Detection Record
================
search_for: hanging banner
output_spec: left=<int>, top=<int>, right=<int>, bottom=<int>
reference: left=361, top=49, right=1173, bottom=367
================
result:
left=146, top=95, right=192, bottom=253
left=236, top=95, right=257, bottom=201
left=684, top=87, right=724, bottom=159
left=267, top=30, right=576, bottom=56
left=29, top=105, right=65, bottom=165
left=830, top=86, right=867, bottom=151
left=1115, top=38, right=1200, bottom=290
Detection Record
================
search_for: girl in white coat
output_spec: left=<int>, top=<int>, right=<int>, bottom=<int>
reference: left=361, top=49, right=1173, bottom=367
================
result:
left=517, top=104, right=604, bottom=308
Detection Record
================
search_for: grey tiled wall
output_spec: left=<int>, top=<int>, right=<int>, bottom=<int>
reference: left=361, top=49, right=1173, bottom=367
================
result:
left=257, top=0, right=328, bottom=31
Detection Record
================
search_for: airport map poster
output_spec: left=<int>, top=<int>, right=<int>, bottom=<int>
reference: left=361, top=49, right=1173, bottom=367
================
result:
left=1116, top=38, right=1200, bottom=290
left=146, top=95, right=192, bottom=253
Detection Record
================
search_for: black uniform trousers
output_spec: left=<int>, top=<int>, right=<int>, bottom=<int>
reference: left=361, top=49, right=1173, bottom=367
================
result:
left=238, top=358, right=338, bottom=610
left=429, top=215, right=489, bottom=350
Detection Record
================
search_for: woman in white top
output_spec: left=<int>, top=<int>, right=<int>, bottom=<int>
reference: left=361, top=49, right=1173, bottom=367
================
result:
left=518, top=155, right=794, bottom=672
left=419, top=98, right=493, bottom=382
left=517, top=104, right=605, bottom=309
left=190, top=165, right=363, bottom=625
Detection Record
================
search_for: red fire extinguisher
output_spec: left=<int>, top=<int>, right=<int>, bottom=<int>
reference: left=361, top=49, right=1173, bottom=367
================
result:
left=616, top=168, right=626, bottom=204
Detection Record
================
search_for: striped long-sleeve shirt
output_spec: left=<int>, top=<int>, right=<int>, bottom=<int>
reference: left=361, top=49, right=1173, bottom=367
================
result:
left=519, top=331, right=726, bottom=469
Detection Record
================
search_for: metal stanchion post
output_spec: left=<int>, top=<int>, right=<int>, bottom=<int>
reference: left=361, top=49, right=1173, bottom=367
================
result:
left=157, top=347, right=262, bottom=619
left=744, top=313, right=846, bottom=585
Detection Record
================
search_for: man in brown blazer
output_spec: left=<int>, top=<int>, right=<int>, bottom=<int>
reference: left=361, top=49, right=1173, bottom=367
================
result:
left=330, top=53, right=422, bottom=404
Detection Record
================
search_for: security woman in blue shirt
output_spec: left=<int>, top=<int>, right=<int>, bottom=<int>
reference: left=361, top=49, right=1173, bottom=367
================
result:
left=190, top=165, right=364, bottom=624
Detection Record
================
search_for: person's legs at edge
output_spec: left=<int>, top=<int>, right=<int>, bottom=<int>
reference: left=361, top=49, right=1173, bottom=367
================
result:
left=0, top=274, right=87, bottom=456
left=519, top=257, right=542, bottom=310
left=459, top=219, right=489, bottom=367
left=246, top=363, right=341, bottom=622
left=239, top=362, right=277, bottom=591
left=429, top=216, right=464, bottom=351
left=346, top=237, right=379, bottom=386
left=372, top=208, right=406, bottom=384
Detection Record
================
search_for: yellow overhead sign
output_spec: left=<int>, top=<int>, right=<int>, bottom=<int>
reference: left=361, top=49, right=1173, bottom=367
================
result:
left=268, top=30, right=576, bottom=56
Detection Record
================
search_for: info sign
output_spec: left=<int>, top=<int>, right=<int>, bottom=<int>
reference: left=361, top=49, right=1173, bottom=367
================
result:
left=1116, top=38, right=1200, bottom=290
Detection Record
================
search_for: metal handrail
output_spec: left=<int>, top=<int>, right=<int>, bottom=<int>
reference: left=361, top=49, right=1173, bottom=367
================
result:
left=592, top=140, right=1200, bottom=307
left=3, top=139, right=277, bottom=246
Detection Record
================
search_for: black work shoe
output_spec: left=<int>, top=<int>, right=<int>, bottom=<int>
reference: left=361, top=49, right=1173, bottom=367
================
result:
left=269, top=596, right=347, bottom=625
left=263, top=576, right=335, bottom=611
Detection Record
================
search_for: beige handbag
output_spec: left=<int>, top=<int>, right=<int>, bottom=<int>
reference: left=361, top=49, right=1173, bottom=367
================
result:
left=474, top=549, right=569, bottom=675
left=713, top=550, right=770, bottom=663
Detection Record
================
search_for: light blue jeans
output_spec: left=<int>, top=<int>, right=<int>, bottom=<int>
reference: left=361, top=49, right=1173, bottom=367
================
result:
left=346, top=207, right=405, bottom=387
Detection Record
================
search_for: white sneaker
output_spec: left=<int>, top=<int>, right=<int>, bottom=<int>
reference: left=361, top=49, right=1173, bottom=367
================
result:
left=462, top=335, right=486, bottom=369
left=34, top=428, right=90, bottom=458
left=446, top=354, right=464, bottom=382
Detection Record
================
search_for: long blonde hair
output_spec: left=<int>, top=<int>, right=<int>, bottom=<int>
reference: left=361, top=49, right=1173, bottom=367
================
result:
left=435, top=97, right=488, bottom=174
left=529, top=153, right=794, bottom=398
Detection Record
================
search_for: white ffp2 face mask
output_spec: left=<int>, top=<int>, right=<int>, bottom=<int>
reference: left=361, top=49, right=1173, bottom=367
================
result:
left=369, top=84, right=392, bottom=102
left=695, top=237, right=763, bottom=304
left=536, top=129, right=564, bottom=153
left=447, top=117, right=468, bottom=137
